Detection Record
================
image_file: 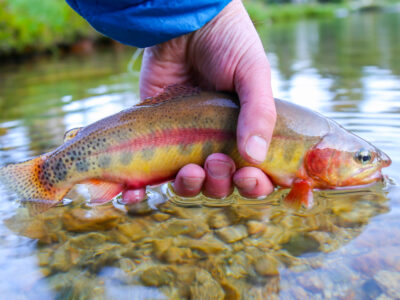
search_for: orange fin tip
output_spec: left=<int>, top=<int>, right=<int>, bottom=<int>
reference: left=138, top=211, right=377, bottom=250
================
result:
left=284, top=179, right=314, bottom=209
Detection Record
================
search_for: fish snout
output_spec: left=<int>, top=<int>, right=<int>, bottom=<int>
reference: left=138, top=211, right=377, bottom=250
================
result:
left=378, top=150, right=392, bottom=168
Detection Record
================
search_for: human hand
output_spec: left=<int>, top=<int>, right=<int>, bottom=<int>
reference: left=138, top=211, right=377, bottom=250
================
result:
left=122, top=0, right=276, bottom=203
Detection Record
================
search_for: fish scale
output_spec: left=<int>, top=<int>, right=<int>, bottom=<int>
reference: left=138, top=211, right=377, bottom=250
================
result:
left=0, top=85, right=391, bottom=212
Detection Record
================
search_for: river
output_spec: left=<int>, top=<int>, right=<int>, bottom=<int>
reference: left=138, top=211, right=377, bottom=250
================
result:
left=0, top=10, right=399, bottom=300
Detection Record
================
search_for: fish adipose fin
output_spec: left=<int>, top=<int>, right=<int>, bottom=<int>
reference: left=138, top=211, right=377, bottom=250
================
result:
left=0, top=156, right=71, bottom=214
left=284, top=179, right=314, bottom=209
left=139, top=85, right=201, bottom=106
left=83, top=179, right=123, bottom=204
left=63, top=127, right=82, bottom=142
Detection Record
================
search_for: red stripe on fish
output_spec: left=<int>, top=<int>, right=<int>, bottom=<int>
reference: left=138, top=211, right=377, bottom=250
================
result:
left=106, top=128, right=235, bottom=152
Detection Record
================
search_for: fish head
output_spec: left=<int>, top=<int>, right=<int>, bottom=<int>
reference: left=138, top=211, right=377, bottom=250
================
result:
left=305, top=128, right=391, bottom=188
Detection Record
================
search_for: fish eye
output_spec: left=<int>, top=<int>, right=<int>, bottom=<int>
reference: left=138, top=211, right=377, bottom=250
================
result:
left=354, top=149, right=372, bottom=164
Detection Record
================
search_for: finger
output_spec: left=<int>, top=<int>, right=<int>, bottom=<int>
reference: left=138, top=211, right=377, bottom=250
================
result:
left=173, top=164, right=205, bottom=197
left=140, top=43, right=192, bottom=100
left=234, top=44, right=276, bottom=165
left=233, top=167, right=274, bottom=198
left=203, top=153, right=236, bottom=198
left=121, top=188, right=146, bottom=204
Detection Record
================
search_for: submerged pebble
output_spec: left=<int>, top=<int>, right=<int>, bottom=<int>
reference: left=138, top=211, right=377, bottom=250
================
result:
left=3, top=185, right=394, bottom=300
left=62, top=206, right=124, bottom=232
left=216, top=225, right=248, bottom=243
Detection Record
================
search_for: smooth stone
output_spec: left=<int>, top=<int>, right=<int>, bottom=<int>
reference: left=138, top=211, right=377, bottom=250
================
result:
left=141, top=266, right=175, bottom=287
left=179, top=236, right=228, bottom=255
left=152, top=213, right=171, bottom=222
left=216, top=225, right=248, bottom=243
left=208, top=211, right=232, bottom=229
left=5, top=210, right=61, bottom=243
left=69, top=232, right=106, bottom=249
left=51, top=242, right=73, bottom=272
left=253, top=254, right=280, bottom=276
left=158, top=202, right=194, bottom=219
left=117, top=219, right=149, bottom=241
left=229, top=205, right=267, bottom=221
left=190, top=269, right=225, bottom=300
left=220, top=280, right=241, bottom=300
left=246, top=220, right=265, bottom=235
left=153, top=238, right=173, bottom=260
left=156, top=218, right=209, bottom=239
left=37, top=248, right=53, bottom=267
left=281, top=233, right=320, bottom=256
left=161, top=246, right=187, bottom=264
left=62, top=206, right=124, bottom=232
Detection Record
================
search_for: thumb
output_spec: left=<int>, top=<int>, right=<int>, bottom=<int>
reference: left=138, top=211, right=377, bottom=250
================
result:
left=235, top=53, right=276, bottom=164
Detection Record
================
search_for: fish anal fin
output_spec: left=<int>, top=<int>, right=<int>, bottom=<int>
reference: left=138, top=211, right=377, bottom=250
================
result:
left=23, top=198, right=64, bottom=216
left=139, top=85, right=201, bottom=106
left=63, top=127, right=82, bottom=142
left=84, top=179, right=123, bottom=204
left=284, top=179, right=314, bottom=209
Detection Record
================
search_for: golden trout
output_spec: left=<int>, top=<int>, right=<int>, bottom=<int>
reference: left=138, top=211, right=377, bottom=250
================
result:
left=0, top=86, right=391, bottom=210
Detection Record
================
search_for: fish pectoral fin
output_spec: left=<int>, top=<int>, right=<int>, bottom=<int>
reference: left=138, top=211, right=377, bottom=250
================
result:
left=283, top=179, right=314, bottom=209
left=83, top=180, right=124, bottom=204
left=63, top=127, right=82, bottom=142
left=139, top=85, right=201, bottom=106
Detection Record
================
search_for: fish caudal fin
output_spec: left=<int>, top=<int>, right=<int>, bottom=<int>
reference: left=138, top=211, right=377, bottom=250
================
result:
left=284, top=179, right=314, bottom=209
left=0, top=156, right=71, bottom=213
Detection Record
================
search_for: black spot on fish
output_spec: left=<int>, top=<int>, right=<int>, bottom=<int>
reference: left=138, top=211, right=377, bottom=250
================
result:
left=51, top=158, right=67, bottom=181
left=142, top=148, right=155, bottom=161
left=76, top=160, right=89, bottom=172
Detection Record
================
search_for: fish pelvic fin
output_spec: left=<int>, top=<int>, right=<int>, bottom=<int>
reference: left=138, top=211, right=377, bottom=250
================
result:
left=83, top=179, right=123, bottom=204
left=283, top=179, right=314, bottom=209
left=0, top=156, right=71, bottom=214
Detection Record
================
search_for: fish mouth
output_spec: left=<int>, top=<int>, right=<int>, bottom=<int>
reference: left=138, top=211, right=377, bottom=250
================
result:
left=329, top=171, right=383, bottom=190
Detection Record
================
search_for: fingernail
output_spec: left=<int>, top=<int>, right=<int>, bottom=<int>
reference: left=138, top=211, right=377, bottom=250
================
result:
left=206, top=160, right=233, bottom=178
left=246, top=135, right=267, bottom=163
left=235, top=178, right=257, bottom=190
left=182, top=177, right=203, bottom=191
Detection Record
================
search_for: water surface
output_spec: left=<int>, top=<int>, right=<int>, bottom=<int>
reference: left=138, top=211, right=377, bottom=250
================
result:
left=0, top=11, right=399, bottom=300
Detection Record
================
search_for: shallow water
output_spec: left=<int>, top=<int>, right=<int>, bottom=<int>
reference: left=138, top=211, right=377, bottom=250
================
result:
left=0, top=11, right=400, bottom=300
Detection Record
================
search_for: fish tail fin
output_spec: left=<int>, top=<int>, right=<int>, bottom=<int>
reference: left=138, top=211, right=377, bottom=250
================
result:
left=0, top=156, right=71, bottom=213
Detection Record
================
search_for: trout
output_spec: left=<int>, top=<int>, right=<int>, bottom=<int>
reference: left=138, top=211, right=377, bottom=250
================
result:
left=0, top=85, right=391, bottom=210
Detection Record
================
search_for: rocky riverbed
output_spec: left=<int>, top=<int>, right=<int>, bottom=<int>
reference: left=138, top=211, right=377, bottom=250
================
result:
left=3, top=182, right=399, bottom=299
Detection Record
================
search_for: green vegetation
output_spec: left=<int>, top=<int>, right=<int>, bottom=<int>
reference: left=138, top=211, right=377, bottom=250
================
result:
left=244, top=1, right=346, bottom=23
left=0, top=0, right=399, bottom=55
left=0, top=0, right=95, bottom=54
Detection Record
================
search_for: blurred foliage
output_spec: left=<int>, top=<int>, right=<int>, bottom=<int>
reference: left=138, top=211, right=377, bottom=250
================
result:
left=0, top=0, right=96, bottom=54
left=244, top=2, right=345, bottom=23
left=0, top=0, right=399, bottom=55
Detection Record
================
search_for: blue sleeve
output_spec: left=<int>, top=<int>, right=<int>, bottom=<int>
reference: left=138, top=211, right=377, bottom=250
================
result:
left=66, top=0, right=231, bottom=48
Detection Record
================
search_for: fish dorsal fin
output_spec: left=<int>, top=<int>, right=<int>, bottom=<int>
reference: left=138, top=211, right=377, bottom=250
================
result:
left=63, top=127, right=82, bottom=142
left=138, top=85, right=201, bottom=106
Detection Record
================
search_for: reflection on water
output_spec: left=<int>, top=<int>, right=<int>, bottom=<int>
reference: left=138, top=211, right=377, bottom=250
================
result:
left=0, top=11, right=399, bottom=300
